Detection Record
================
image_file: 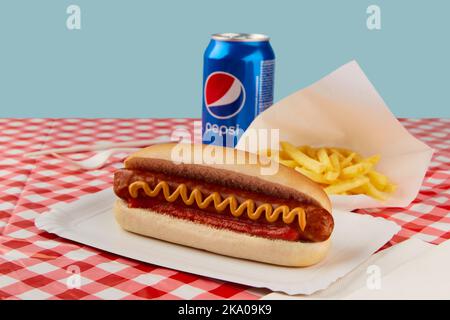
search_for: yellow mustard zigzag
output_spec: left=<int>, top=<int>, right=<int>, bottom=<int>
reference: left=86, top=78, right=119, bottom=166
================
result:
left=128, top=180, right=306, bottom=231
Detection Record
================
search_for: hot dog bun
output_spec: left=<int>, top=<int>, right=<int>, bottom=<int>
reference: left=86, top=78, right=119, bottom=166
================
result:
left=114, top=143, right=333, bottom=267
left=114, top=199, right=331, bottom=267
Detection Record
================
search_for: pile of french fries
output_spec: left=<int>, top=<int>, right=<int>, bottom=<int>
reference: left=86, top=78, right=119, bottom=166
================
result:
left=265, top=141, right=396, bottom=201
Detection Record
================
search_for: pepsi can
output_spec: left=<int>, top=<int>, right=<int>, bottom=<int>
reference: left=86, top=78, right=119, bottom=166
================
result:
left=202, top=33, right=275, bottom=147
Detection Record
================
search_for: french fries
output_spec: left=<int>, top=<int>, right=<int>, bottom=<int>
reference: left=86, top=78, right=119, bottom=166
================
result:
left=263, top=143, right=397, bottom=201
left=324, top=176, right=369, bottom=195
left=295, top=167, right=333, bottom=184
left=280, top=142, right=325, bottom=173
left=279, top=159, right=297, bottom=168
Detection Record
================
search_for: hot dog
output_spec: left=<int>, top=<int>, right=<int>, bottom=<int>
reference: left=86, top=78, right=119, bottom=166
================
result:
left=113, top=143, right=334, bottom=267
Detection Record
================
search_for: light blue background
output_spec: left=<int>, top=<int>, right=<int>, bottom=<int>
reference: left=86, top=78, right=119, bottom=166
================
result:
left=0, top=0, right=448, bottom=118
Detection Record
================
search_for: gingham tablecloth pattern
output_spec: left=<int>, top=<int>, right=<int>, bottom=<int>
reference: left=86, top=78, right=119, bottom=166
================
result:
left=0, top=118, right=449, bottom=300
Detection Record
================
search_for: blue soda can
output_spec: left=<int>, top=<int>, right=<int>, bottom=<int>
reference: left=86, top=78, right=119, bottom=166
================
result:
left=202, top=33, right=275, bottom=147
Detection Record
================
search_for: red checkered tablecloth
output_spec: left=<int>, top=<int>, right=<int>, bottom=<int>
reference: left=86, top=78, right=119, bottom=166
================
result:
left=0, top=118, right=449, bottom=300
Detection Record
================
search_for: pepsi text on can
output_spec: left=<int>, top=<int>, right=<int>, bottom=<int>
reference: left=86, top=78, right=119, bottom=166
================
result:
left=202, top=33, right=275, bottom=147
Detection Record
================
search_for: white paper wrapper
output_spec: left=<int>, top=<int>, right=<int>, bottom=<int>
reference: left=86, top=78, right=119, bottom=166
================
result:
left=236, top=61, right=433, bottom=211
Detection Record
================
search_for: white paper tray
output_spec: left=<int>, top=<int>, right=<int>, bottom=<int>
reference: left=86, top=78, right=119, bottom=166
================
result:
left=35, top=188, right=400, bottom=295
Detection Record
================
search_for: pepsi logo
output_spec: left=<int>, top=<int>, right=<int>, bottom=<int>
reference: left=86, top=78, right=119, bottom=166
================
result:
left=204, top=72, right=246, bottom=119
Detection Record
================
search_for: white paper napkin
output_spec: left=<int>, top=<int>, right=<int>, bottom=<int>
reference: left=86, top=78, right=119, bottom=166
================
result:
left=236, top=61, right=434, bottom=211
left=262, top=238, right=450, bottom=299
left=346, top=240, right=450, bottom=299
